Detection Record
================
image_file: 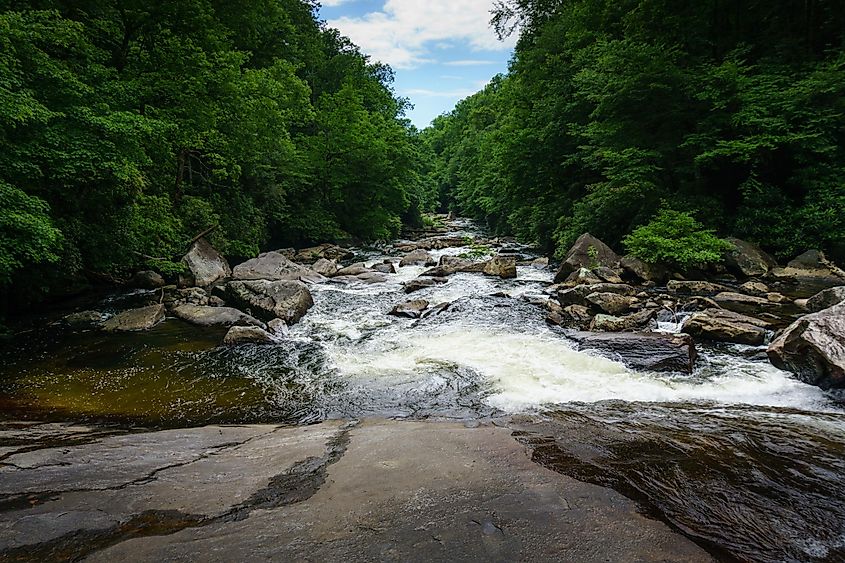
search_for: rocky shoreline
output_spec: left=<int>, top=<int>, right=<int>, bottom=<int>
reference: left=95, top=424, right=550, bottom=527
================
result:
left=56, top=215, right=845, bottom=393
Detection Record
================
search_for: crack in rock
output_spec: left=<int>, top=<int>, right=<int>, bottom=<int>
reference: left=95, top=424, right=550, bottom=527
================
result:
left=0, top=421, right=357, bottom=563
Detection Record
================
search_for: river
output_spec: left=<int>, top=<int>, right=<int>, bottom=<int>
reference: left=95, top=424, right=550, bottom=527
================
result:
left=1, top=219, right=843, bottom=562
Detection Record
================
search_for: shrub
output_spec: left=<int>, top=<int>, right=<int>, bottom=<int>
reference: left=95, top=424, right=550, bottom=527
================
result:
left=622, top=209, right=733, bottom=269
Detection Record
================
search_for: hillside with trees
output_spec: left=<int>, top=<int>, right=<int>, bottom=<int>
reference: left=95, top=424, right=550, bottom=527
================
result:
left=0, top=0, right=436, bottom=308
left=424, top=0, right=845, bottom=265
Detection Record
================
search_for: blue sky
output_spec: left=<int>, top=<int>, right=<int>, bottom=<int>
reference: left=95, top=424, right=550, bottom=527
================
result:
left=317, top=0, right=515, bottom=129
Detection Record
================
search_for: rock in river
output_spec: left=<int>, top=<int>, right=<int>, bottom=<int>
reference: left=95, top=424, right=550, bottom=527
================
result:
left=554, top=233, right=620, bottom=283
left=483, top=255, right=517, bottom=279
left=767, top=302, right=845, bottom=389
left=585, top=292, right=639, bottom=316
left=399, top=249, right=436, bottom=267
left=233, top=251, right=323, bottom=283
left=723, top=238, right=777, bottom=277
left=389, top=299, right=429, bottom=319
left=404, top=277, right=447, bottom=293
left=222, top=325, right=278, bottom=345
left=182, top=238, right=231, bottom=287
left=222, top=280, right=313, bottom=324
left=102, top=304, right=166, bottom=332
left=171, top=304, right=266, bottom=329
left=682, top=308, right=771, bottom=346
left=806, top=286, right=845, bottom=312
left=567, top=331, right=697, bottom=373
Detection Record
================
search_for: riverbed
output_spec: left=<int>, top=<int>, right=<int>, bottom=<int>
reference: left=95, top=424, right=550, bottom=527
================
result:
left=1, top=220, right=843, bottom=562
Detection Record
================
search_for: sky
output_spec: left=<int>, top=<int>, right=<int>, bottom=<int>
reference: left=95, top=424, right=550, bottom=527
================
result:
left=318, top=0, right=516, bottom=129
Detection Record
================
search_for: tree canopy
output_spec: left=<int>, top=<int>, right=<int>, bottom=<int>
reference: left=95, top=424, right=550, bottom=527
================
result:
left=424, top=0, right=845, bottom=263
left=0, top=0, right=436, bottom=304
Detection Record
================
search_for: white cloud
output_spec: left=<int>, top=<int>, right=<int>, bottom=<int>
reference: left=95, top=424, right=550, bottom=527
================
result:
left=443, top=59, right=498, bottom=66
left=327, top=0, right=515, bottom=69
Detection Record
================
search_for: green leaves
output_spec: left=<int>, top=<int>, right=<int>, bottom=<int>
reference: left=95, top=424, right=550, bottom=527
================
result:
left=622, top=209, right=734, bottom=269
left=0, top=181, right=62, bottom=283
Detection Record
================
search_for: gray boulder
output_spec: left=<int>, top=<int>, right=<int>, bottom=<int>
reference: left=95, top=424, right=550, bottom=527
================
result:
left=400, top=249, right=436, bottom=267
left=667, top=280, right=730, bottom=295
left=562, top=268, right=603, bottom=287
left=767, top=303, right=845, bottom=389
left=545, top=302, right=592, bottom=330
left=590, top=310, right=656, bottom=332
left=682, top=309, right=771, bottom=346
left=713, top=292, right=781, bottom=315
left=372, top=262, right=397, bottom=274
left=770, top=250, right=845, bottom=296
left=483, top=256, right=517, bottom=279
left=620, top=255, right=668, bottom=283
left=233, top=251, right=322, bottom=283
left=171, top=304, right=266, bottom=329
left=567, top=332, right=696, bottom=373
left=182, top=238, right=231, bottom=287
left=389, top=300, right=429, bottom=319
left=102, top=304, right=166, bottom=332
left=806, top=286, right=845, bottom=312
left=586, top=292, right=639, bottom=316
left=554, top=234, right=620, bottom=283
left=223, top=325, right=278, bottom=345
left=404, top=277, right=448, bottom=294
left=724, top=238, right=777, bottom=277
left=294, top=244, right=354, bottom=263
left=222, top=280, right=313, bottom=324
left=311, top=258, right=338, bottom=277
left=132, top=270, right=165, bottom=290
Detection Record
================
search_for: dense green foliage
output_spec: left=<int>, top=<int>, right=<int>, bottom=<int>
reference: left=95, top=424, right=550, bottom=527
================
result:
left=0, top=0, right=433, bottom=303
left=622, top=208, right=733, bottom=269
left=424, top=0, right=845, bottom=262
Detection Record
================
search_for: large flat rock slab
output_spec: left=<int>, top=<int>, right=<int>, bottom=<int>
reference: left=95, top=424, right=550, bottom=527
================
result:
left=0, top=420, right=711, bottom=562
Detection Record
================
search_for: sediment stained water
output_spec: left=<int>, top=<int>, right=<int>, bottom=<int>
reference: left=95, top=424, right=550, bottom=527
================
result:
left=0, top=219, right=843, bottom=561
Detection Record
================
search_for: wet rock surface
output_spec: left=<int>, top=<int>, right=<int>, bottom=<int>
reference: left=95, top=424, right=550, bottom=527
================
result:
left=567, top=331, right=697, bottom=373
left=101, top=304, right=165, bottom=332
left=0, top=420, right=711, bottom=563
left=222, top=280, right=314, bottom=324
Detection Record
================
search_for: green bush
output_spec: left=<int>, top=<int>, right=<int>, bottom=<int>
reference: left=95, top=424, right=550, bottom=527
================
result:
left=0, top=181, right=62, bottom=283
left=623, top=209, right=733, bottom=269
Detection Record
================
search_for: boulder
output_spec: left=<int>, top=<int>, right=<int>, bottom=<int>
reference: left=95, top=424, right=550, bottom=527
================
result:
left=712, top=292, right=781, bottom=315
left=439, top=255, right=486, bottom=273
left=171, top=304, right=265, bottom=329
left=620, top=255, right=668, bottom=284
left=372, top=262, right=397, bottom=274
left=222, top=325, right=278, bottom=345
left=233, top=251, right=322, bottom=283
left=335, top=265, right=372, bottom=277
left=294, top=244, right=354, bottom=263
left=554, top=233, right=620, bottom=283
left=333, top=271, right=387, bottom=284
left=389, top=300, right=429, bottom=319
left=585, top=292, right=639, bottom=316
left=723, top=238, right=777, bottom=277
left=545, top=302, right=592, bottom=330
left=182, top=238, right=231, bottom=287
left=483, top=256, right=517, bottom=279
left=593, top=266, right=623, bottom=284
left=267, top=318, right=288, bottom=335
left=132, top=270, right=165, bottom=290
left=404, top=277, right=448, bottom=294
left=767, top=303, right=845, bottom=389
left=739, top=281, right=769, bottom=296
left=64, top=310, right=104, bottom=329
left=530, top=257, right=549, bottom=268
left=787, top=250, right=845, bottom=274
left=590, top=310, right=656, bottom=332
left=681, top=309, right=771, bottom=346
left=558, top=284, right=636, bottom=308
left=562, top=268, right=603, bottom=287
left=567, top=332, right=696, bottom=373
left=421, top=302, right=451, bottom=318
left=222, top=280, right=313, bottom=324
left=400, top=249, right=436, bottom=267
left=806, top=286, right=845, bottom=313
left=311, top=258, right=338, bottom=277
left=102, top=304, right=166, bottom=332
left=667, top=280, right=729, bottom=295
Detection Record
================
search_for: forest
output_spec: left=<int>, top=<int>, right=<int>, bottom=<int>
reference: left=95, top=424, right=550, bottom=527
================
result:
left=425, top=0, right=845, bottom=263
left=2, top=0, right=845, bottom=311
left=0, top=0, right=437, bottom=309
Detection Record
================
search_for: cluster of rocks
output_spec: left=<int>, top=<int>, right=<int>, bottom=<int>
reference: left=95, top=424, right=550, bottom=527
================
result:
left=540, top=232, right=845, bottom=387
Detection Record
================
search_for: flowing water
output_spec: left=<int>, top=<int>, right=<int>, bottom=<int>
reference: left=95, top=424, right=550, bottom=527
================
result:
left=1, top=220, right=843, bottom=561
